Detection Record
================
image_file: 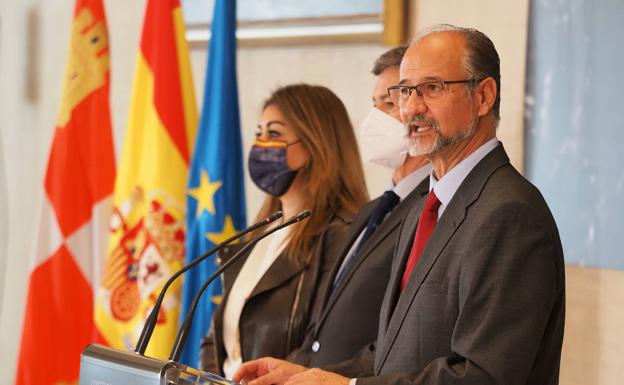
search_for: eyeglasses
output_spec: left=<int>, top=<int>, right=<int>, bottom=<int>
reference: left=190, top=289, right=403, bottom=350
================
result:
left=387, top=79, right=482, bottom=102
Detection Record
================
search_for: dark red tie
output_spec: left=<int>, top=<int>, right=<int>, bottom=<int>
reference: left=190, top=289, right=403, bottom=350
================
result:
left=401, top=191, right=441, bottom=291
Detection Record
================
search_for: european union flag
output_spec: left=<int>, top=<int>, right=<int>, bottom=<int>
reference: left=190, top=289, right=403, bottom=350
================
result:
left=180, top=0, right=246, bottom=367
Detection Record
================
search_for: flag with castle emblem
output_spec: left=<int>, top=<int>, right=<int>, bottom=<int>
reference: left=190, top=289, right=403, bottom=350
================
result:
left=94, top=0, right=197, bottom=359
left=15, top=1, right=116, bottom=384
left=179, top=0, right=247, bottom=366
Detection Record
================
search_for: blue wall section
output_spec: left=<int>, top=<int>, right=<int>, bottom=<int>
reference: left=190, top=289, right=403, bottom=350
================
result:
left=525, top=0, right=624, bottom=269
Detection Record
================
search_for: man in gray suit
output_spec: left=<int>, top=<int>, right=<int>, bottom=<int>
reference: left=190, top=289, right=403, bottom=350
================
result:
left=233, top=24, right=565, bottom=385
left=287, top=46, right=430, bottom=367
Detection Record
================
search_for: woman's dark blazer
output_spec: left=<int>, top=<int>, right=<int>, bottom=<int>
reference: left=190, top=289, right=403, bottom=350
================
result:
left=199, top=208, right=354, bottom=375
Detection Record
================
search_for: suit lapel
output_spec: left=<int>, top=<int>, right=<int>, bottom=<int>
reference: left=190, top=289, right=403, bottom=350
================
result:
left=213, top=242, right=251, bottom=355
left=351, top=194, right=411, bottom=266
left=377, top=192, right=425, bottom=338
left=315, top=200, right=377, bottom=311
left=220, top=243, right=250, bottom=293
left=376, top=196, right=467, bottom=371
left=316, top=197, right=405, bottom=331
left=375, top=144, right=511, bottom=373
left=249, top=251, right=308, bottom=300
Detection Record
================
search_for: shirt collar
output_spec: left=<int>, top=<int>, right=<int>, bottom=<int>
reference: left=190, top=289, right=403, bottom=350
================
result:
left=429, top=138, right=499, bottom=210
left=393, top=163, right=432, bottom=201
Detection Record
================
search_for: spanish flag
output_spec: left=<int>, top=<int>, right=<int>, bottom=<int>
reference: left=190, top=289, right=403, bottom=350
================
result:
left=15, top=1, right=115, bottom=384
left=95, top=0, right=197, bottom=359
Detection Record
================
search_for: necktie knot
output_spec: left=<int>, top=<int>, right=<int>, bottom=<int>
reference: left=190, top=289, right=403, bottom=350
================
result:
left=358, top=190, right=399, bottom=251
left=376, top=190, right=401, bottom=216
left=424, top=190, right=441, bottom=213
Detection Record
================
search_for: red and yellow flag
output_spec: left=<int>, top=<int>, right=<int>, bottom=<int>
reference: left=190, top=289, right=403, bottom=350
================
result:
left=95, top=0, right=197, bottom=359
left=15, top=1, right=115, bottom=384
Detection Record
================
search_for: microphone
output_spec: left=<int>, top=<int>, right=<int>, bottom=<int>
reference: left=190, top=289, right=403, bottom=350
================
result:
left=134, top=210, right=284, bottom=355
left=168, top=210, right=312, bottom=361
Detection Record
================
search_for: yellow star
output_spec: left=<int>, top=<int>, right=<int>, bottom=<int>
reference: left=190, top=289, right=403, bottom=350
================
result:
left=188, top=170, right=222, bottom=217
left=206, top=215, right=239, bottom=245
left=211, top=295, right=223, bottom=305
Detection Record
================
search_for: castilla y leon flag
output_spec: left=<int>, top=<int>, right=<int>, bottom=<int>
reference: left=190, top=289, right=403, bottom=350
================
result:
left=94, top=0, right=197, bottom=359
left=15, top=1, right=115, bottom=384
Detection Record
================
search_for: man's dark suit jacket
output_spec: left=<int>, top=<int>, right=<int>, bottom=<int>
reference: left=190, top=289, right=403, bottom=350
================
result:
left=288, top=177, right=429, bottom=367
left=328, top=144, right=566, bottom=385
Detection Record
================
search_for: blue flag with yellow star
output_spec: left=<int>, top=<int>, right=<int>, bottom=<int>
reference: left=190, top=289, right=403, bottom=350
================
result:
left=180, top=0, right=246, bottom=367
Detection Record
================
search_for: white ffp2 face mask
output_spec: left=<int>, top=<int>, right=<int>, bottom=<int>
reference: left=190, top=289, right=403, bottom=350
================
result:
left=359, top=107, right=409, bottom=170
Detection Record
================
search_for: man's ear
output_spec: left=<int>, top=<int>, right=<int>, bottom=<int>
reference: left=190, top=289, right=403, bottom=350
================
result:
left=475, top=77, right=497, bottom=118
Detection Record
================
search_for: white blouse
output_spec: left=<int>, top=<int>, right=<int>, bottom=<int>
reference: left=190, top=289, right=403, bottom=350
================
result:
left=222, top=224, right=291, bottom=378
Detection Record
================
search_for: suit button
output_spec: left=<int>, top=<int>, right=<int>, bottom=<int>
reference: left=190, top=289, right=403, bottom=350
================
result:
left=311, top=341, right=320, bottom=352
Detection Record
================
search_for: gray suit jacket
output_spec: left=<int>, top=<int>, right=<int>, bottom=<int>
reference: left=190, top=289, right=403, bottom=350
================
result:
left=288, top=178, right=429, bottom=367
left=329, top=144, right=565, bottom=385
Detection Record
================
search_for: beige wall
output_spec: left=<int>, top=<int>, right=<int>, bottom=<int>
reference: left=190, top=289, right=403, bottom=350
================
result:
left=0, top=0, right=621, bottom=384
left=409, top=0, right=529, bottom=170
left=562, top=266, right=624, bottom=385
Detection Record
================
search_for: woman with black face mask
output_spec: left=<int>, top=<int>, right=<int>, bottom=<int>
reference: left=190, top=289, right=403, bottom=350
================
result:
left=199, top=84, right=369, bottom=378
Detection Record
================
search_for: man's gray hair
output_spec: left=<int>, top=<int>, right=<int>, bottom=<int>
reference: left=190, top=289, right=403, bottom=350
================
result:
left=371, top=46, right=408, bottom=75
left=412, top=24, right=501, bottom=121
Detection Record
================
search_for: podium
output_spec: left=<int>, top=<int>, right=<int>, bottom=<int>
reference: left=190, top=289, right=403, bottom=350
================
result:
left=79, top=344, right=238, bottom=385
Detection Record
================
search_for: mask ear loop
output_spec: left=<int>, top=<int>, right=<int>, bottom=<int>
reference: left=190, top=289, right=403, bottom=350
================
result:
left=286, top=139, right=302, bottom=147
left=287, top=139, right=310, bottom=176
left=285, top=138, right=306, bottom=170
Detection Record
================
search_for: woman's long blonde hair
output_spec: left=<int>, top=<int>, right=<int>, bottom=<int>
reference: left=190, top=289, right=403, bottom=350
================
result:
left=254, top=84, right=369, bottom=262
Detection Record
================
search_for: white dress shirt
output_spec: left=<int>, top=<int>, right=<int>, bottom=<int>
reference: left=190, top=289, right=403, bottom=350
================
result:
left=430, top=138, right=499, bottom=219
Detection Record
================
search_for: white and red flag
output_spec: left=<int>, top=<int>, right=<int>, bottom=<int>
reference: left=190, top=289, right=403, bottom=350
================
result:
left=15, top=1, right=115, bottom=384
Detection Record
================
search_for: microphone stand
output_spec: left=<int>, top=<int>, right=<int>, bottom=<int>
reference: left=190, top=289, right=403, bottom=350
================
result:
left=134, top=210, right=284, bottom=355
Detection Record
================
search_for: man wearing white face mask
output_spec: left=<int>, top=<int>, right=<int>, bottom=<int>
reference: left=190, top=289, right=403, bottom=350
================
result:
left=286, top=47, right=431, bottom=368
left=366, top=47, right=430, bottom=184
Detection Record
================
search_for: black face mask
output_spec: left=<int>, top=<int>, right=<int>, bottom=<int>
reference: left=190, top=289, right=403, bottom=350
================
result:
left=248, top=139, right=301, bottom=197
